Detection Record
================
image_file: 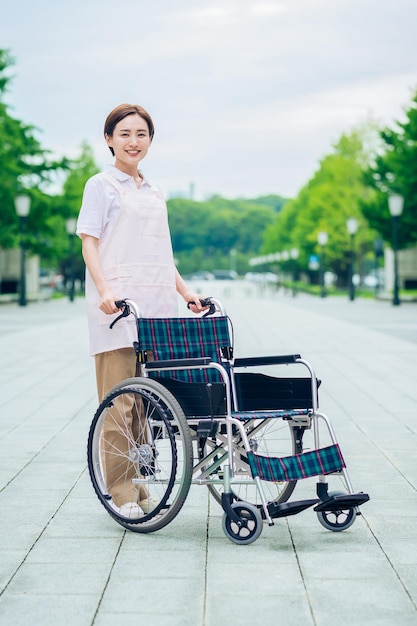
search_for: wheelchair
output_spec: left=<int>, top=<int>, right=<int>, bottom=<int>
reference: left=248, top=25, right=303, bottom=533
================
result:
left=87, top=297, right=369, bottom=544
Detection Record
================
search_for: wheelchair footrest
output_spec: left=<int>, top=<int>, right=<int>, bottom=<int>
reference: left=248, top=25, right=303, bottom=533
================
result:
left=267, top=498, right=319, bottom=519
left=314, top=492, right=370, bottom=512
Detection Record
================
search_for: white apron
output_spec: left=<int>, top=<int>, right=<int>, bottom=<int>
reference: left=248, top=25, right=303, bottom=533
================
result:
left=85, top=173, right=179, bottom=356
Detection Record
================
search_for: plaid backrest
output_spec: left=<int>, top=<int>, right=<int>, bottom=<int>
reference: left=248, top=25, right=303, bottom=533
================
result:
left=137, top=316, right=232, bottom=382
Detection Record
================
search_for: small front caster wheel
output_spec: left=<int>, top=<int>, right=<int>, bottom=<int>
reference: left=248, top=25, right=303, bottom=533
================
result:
left=316, top=491, right=356, bottom=532
left=222, top=502, right=263, bottom=544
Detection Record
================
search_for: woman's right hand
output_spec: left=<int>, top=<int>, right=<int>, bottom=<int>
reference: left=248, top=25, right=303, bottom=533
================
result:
left=99, top=289, right=121, bottom=315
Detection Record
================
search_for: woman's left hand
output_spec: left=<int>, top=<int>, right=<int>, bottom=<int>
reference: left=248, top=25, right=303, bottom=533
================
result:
left=185, top=293, right=209, bottom=313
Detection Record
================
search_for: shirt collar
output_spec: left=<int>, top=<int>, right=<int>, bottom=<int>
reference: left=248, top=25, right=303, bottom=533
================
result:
left=105, top=165, right=152, bottom=188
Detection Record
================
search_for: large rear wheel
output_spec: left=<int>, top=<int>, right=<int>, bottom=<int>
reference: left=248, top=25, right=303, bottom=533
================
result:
left=87, top=378, right=193, bottom=532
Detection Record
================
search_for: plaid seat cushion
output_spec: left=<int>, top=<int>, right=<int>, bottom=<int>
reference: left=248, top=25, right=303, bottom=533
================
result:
left=247, top=444, right=345, bottom=482
left=138, top=316, right=231, bottom=382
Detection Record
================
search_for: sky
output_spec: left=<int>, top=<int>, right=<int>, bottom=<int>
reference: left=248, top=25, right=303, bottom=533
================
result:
left=1, top=0, right=416, bottom=200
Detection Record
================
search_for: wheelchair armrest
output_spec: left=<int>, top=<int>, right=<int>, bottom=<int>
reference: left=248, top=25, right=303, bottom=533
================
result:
left=234, top=354, right=301, bottom=367
left=145, top=357, right=212, bottom=370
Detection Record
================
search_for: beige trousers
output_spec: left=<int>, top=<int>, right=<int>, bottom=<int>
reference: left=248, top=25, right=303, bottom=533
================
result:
left=95, top=347, right=137, bottom=403
left=95, top=348, right=145, bottom=506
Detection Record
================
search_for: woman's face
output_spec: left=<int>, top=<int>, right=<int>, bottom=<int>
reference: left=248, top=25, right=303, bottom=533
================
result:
left=106, top=113, right=152, bottom=173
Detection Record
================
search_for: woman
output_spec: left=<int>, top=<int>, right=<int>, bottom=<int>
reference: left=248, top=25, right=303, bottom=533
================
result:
left=77, top=103, right=206, bottom=517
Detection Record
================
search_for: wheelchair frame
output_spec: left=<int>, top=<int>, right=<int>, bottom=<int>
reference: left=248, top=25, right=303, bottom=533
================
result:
left=87, top=297, right=369, bottom=544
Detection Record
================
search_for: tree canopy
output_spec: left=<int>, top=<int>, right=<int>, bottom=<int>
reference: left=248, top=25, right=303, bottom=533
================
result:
left=364, top=89, right=417, bottom=246
left=0, top=49, right=69, bottom=253
left=49, top=143, right=99, bottom=278
left=168, top=195, right=284, bottom=275
left=261, top=125, right=382, bottom=283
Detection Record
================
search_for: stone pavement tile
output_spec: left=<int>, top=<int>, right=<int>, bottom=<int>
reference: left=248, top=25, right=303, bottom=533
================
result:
left=379, top=534, right=417, bottom=571
left=367, top=507, right=417, bottom=535
left=301, top=546, right=394, bottom=581
left=205, top=592, right=314, bottom=626
left=95, top=614, right=202, bottom=626
left=96, top=595, right=204, bottom=626
left=43, top=499, right=124, bottom=540
left=205, top=508, right=317, bottom=626
left=0, top=550, right=28, bottom=589
left=98, top=571, right=205, bottom=623
left=395, top=563, right=417, bottom=603
left=307, top=577, right=416, bottom=626
left=1, top=536, right=119, bottom=624
left=119, top=499, right=209, bottom=552
left=113, top=546, right=205, bottom=577
left=206, top=553, right=303, bottom=592
left=0, top=593, right=99, bottom=626
left=287, top=509, right=417, bottom=620
left=5, top=462, right=85, bottom=493
left=119, top=518, right=207, bottom=553
left=24, top=536, right=121, bottom=565
left=5, top=562, right=110, bottom=596
left=94, top=488, right=209, bottom=624
left=0, top=484, right=71, bottom=517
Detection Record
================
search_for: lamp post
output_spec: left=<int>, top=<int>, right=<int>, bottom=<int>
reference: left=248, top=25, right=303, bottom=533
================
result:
left=65, top=217, right=77, bottom=302
left=388, top=194, right=404, bottom=306
left=290, top=247, right=299, bottom=296
left=346, top=218, right=358, bottom=302
left=229, top=248, right=236, bottom=274
left=317, top=231, right=328, bottom=298
left=280, top=250, right=289, bottom=295
left=374, top=238, right=384, bottom=297
left=14, top=194, right=31, bottom=307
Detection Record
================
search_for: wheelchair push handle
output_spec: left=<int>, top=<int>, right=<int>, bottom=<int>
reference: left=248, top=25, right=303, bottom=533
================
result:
left=187, top=297, right=217, bottom=317
left=114, top=299, right=130, bottom=313
left=110, top=297, right=225, bottom=328
left=109, top=299, right=139, bottom=329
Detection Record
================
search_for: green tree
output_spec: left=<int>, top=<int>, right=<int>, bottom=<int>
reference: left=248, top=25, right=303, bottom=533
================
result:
left=60, top=142, right=99, bottom=217
left=246, top=194, right=288, bottom=213
left=0, top=49, right=68, bottom=252
left=168, top=196, right=278, bottom=275
left=53, top=143, right=99, bottom=283
left=262, top=125, right=380, bottom=284
left=364, top=88, right=417, bottom=246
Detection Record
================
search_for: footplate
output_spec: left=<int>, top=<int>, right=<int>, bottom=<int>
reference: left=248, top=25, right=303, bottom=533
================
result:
left=267, top=498, right=319, bottom=519
left=314, top=492, right=370, bottom=512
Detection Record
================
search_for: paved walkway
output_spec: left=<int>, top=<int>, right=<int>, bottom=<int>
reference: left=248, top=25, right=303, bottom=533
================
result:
left=0, top=284, right=416, bottom=626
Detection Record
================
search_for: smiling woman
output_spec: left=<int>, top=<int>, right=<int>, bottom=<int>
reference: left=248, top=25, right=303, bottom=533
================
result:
left=103, top=106, right=153, bottom=188
left=76, top=102, right=209, bottom=516
left=104, top=104, right=154, bottom=156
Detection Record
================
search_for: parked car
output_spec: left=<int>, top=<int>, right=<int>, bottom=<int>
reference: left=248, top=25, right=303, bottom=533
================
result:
left=212, top=270, right=238, bottom=280
left=185, top=271, right=215, bottom=281
left=245, top=272, right=278, bottom=284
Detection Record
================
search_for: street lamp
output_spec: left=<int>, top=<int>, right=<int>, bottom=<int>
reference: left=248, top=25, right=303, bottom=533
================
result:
left=229, top=248, right=237, bottom=274
left=14, top=194, right=31, bottom=307
left=346, top=218, right=358, bottom=302
left=65, top=217, right=77, bottom=302
left=317, top=231, right=328, bottom=298
left=373, top=239, right=384, bottom=297
left=388, top=194, right=404, bottom=306
left=290, top=248, right=299, bottom=296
